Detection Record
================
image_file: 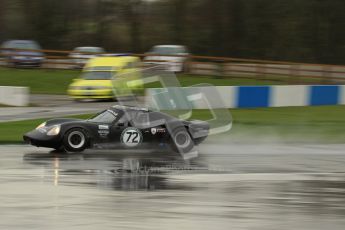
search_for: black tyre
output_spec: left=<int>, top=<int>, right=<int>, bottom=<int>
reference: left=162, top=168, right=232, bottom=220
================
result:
left=170, top=127, right=194, bottom=154
left=63, top=128, right=88, bottom=152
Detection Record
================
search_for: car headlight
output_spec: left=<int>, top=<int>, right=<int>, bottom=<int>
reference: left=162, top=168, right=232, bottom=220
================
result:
left=36, top=122, right=46, bottom=130
left=47, top=125, right=61, bottom=136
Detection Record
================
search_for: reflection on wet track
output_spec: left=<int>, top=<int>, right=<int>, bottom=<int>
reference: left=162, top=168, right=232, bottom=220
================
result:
left=1, top=144, right=345, bottom=229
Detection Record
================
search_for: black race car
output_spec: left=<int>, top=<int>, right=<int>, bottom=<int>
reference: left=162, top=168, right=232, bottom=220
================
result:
left=23, top=105, right=209, bottom=154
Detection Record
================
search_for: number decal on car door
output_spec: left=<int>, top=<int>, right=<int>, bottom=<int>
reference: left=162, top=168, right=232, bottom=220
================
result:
left=125, top=131, right=139, bottom=143
left=121, top=127, right=142, bottom=147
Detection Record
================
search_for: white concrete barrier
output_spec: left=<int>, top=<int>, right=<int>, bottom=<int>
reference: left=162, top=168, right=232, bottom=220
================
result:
left=146, top=85, right=345, bottom=109
left=0, top=86, right=29, bottom=106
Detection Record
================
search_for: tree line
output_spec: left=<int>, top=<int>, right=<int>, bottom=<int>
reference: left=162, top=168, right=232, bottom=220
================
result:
left=0, top=0, right=344, bottom=64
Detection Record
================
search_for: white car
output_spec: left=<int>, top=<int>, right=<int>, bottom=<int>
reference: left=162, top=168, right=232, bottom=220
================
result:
left=69, top=47, right=105, bottom=68
left=143, top=45, right=190, bottom=72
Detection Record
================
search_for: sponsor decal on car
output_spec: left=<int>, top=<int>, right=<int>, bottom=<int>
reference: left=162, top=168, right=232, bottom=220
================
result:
left=98, top=125, right=109, bottom=138
left=107, top=110, right=119, bottom=117
left=151, top=128, right=157, bottom=135
left=98, top=125, right=109, bottom=130
left=151, top=127, right=166, bottom=135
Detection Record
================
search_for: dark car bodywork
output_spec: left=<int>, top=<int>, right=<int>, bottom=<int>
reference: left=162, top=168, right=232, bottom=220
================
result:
left=23, top=106, right=209, bottom=153
left=1, top=40, right=45, bottom=67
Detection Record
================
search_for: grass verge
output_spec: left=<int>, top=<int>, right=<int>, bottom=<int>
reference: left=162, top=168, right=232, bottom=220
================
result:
left=0, top=68, right=78, bottom=94
left=0, top=67, right=285, bottom=95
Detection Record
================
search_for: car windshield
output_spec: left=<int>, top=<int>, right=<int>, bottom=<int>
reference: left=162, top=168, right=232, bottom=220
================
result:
left=75, top=47, right=103, bottom=53
left=88, top=110, right=119, bottom=123
left=8, top=41, right=40, bottom=50
left=151, top=46, right=185, bottom=55
left=82, top=71, right=113, bottom=80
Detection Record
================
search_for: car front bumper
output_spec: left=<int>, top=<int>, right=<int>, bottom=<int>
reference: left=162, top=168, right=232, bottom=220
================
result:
left=68, top=89, right=114, bottom=99
left=143, top=61, right=183, bottom=72
left=23, top=130, right=62, bottom=149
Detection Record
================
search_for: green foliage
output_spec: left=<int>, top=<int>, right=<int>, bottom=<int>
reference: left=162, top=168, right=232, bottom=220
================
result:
left=0, top=0, right=344, bottom=64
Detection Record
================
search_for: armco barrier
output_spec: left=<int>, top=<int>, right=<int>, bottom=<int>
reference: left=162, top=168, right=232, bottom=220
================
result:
left=146, top=85, right=345, bottom=109
left=0, top=86, right=29, bottom=106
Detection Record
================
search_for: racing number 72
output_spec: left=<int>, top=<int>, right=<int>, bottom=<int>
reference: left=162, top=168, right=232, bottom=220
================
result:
left=126, top=131, right=139, bottom=143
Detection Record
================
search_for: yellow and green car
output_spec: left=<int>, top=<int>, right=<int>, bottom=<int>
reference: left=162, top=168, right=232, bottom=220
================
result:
left=68, top=56, right=142, bottom=100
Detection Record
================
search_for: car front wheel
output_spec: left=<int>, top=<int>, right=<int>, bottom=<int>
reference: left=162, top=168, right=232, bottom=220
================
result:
left=63, top=128, right=88, bottom=152
left=170, top=127, right=194, bottom=154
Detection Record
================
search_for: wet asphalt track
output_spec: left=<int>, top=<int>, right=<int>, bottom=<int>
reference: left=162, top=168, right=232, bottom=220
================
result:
left=1, top=143, right=345, bottom=230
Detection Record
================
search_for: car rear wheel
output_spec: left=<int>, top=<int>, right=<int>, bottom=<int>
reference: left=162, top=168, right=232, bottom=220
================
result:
left=170, top=127, right=194, bottom=154
left=63, top=128, right=88, bottom=152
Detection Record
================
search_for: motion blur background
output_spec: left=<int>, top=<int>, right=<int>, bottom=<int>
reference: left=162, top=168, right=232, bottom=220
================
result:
left=0, top=0, right=344, bottom=64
